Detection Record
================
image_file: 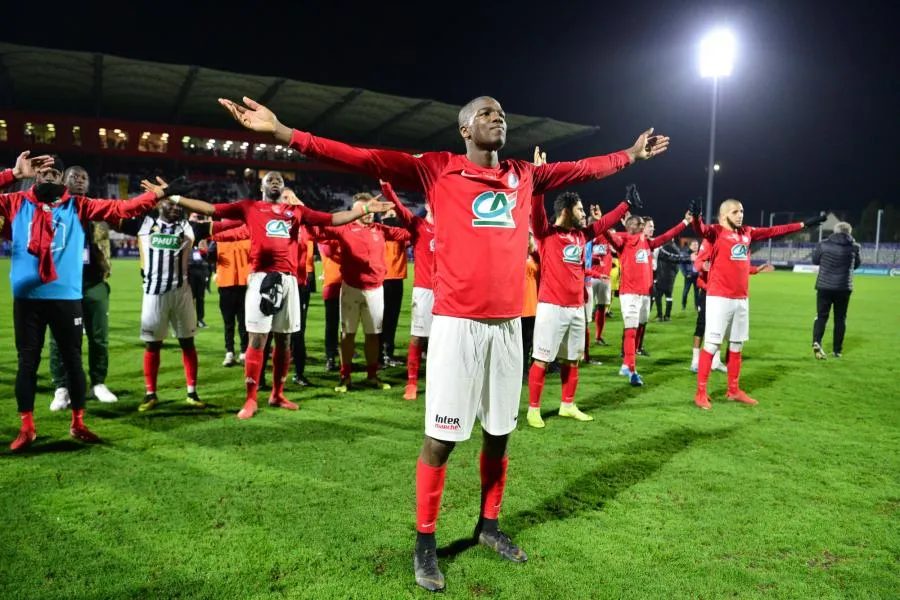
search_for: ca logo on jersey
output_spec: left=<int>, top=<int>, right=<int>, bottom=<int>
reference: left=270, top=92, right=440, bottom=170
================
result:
left=562, top=244, right=582, bottom=264
left=265, top=219, right=291, bottom=238
left=149, top=233, right=181, bottom=250
left=471, top=191, right=516, bottom=228
left=635, top=249, right=650, bottom=263
left=730, top=244, right=749, bottom=260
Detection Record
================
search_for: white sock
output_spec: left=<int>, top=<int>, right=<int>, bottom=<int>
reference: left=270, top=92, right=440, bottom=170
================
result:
left=691, top=348, right=700, bottom=364
left=187, top=385, right=196, bottom=394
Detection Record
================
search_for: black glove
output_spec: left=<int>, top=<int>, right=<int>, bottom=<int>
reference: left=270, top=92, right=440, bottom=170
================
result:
left=802, top=212, right=826, bottom=228
left=688, top=197, right=702, bottom=217
left=626, top=184, right=642, bottom=208
left=163, top=176, right=193, bottom=197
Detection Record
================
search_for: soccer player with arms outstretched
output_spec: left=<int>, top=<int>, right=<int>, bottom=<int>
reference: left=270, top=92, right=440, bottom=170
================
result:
left=379, top=180, right=435, bottom=401
left=308, top=192, right=411, bottom=393
left=218, top=93, right=668, bottom=592
left=604, top=197, right=693, bottom=386
left=526, top=148, right=635, bottom=429
left=691, top=199, right=824, bottom=409
left=146, top=171, right=394, bottom=419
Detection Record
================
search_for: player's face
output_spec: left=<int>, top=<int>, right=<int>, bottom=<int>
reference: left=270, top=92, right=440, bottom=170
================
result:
left=35, top=168, right=63, bottom=185
left=463, top=99, right=506, bottom=151
left=690, top=240, right=699, bottom=252
left=63, top=168, right=89, bottom=195
left=626, top=218, right=643, bottom=234
left=569, top=201, right=586, bottom=228
left=160, top=199, right=183, bottom=222
left=724, top=204, right=744, bottom=228
left=354, top=201, right=374, bottom=225
left=642, top=220, right=655, bottom=236
left=261, top=172, right=285, bottom=202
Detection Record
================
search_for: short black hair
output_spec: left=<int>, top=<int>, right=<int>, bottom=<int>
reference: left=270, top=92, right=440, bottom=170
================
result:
left=553, top=191, right=582, bottom=220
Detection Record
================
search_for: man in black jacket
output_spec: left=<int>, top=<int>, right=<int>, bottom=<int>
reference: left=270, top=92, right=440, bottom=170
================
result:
left=654, top=239, right=691, bottom=321
left=811, top=222, right=862, bottom=359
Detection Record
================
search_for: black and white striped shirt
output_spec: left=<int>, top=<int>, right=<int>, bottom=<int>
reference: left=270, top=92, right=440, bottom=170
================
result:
left=137, top=216, right=195, bottom=295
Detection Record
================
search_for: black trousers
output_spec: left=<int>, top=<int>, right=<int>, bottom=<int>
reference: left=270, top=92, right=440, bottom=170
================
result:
left=15, top=299, right=86, bottom=412
left=682, top=275, right=699, bottom=309
left=694, top=290, right=707, bottom=338
left=813, top=289, right=851, bottom=353
left=324, top=297, right=340, bottom=360
left=291, top=284, right=311, bottom=377
left=381, top=279, right=404, bottom=356
left=521, top=316, right=535, bottom=375
left=219, top=285, right=248, bottom=354
left=189, top=270, right=207, bottom=322
left=655, top=281, right=674, bottom=318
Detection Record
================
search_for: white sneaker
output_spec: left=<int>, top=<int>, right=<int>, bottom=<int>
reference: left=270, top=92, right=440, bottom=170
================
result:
left=712, top=360, right=728, bottom=373
left=50, top=388, right=71, bottom=411
left=223, top=352, right=236, bottom=367
left=93, top=384, right=118, bottom=403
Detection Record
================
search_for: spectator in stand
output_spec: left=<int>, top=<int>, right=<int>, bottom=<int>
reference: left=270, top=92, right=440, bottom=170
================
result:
left=811, top=221, right=862, bottom=359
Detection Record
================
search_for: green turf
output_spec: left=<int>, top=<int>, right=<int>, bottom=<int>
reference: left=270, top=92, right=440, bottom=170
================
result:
left=0, top=260, right=898, bottom=599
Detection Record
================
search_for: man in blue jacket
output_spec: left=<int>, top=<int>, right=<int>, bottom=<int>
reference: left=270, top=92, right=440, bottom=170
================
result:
left=0, top=151, right=167, bottom=452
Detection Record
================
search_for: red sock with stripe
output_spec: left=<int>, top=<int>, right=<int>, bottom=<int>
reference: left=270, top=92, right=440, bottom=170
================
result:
left=528, top=363, right=546, bottom=408
left=480, top=454, right=508, bottom=520
left=407, top=341, right=421, bottom=386
left=415, top=459, right=446, bottom=534
left=144, top=349, right=160, bottom=393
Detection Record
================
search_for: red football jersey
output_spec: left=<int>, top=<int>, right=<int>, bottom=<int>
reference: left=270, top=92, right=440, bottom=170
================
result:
left=605, top=220, right=688, bottom=295
left=590, top=238, right=613, bottom=277
left=531, top=195, right=629, bottom=307
left=693, top=219, right=802, bottom=298
left=310, top=222, right=410, bottom=290
left=290, top=129, right=632, bottom=318
left=381, top=181, right=435, bottom=290
left=213, top=200, right=331, bottom=274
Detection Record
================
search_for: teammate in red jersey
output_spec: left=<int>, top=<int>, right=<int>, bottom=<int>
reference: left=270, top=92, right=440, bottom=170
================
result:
left=308, top=193, right=411, bottom=393
left=152, top=171, right=393, bottom=419
left=587, top=206, right=615, bottom=345
left=525, top=153, right=634, bottom=428
left=688, top=237, right=774, bottom=372
left=218, top=93, right=668, bottom=592
left=691, top=199, right=823, bottom=408
left=604, top=197, right=692, bottom=386
left=380, top=180, right=435, bottom=401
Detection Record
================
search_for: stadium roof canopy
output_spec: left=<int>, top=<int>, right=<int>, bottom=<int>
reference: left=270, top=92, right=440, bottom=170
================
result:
left=0, top=43, right=599, bottom=156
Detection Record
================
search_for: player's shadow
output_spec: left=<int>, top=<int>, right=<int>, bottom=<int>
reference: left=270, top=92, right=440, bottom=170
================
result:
left=436, top=426, right=737, bottom=562
left=2, top=438, right=93, bottom=457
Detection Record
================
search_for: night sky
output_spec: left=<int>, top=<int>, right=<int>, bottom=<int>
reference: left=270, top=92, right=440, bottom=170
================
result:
left=5, top=0, right=896, bottom=226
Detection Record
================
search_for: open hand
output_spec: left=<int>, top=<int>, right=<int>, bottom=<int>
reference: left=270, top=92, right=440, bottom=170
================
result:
left=13, top=151, right=55, bottom=179
left=533, top=146, right=547, bottom=166
left=218, top=96, right=280, bottom=133
left=628, top=128, right=670, bottom=161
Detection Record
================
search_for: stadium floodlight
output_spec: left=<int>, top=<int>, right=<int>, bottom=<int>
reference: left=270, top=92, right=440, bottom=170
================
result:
left=699, top=28, right=735, bottom=223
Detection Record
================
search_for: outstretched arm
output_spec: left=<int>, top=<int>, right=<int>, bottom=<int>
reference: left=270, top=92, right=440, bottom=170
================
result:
left=212, top=224, right=250, bottom=243
left=749, top=222, right=804, bottom=242
left=532, top=129, right=669, bottom=194
left=140, top=177, right=218, bottom=216
left=78, top=190, right=162, bottom=222
left=586, top=201, right=631, bottom=237
left=219, top=96, right=436, bottom=191
left=650, top=213, right=691, bottom=249
left=301, top=196, right=396, bottom=227
left=379, top=180, right=416, bottom=229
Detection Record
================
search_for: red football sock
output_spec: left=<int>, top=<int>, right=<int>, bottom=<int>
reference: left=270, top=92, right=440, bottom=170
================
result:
left=243, top=347, right=264, bottom=404
left=561, top=363, right=579, bottom=405
left=366, top=363, right=378, bottom=379
left=272, top=343, right=289, bottom=397
left=697, top=349, right=714, bottom=393
left=595, top=307, right=607, bottom=339
left=20, top=411, right=34, bottom=431
left=407, top=341, right=421, bottom=386
left=480, top=453, right=508, bottom=520
left=727, top=351, right=742, bottom=394
left=71, top=408, right=84, bottom=428
left=623, top=328, right=637, bottom=372
left=528, top=363, right=546, bottom=408
left=340, top=363, right=352, bottom=380
left=636, top=323, right=646, bottom=351
left=181, top=346, right=198, bottom=389
left=143, top=349, right=160, bottom=393
left=415, top=459, right=446, bottom=534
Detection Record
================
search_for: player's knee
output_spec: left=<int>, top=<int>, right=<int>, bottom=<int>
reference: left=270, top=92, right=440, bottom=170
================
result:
left=703, top=342, right=720, bottom=354
left=481, top=430, right=509, bottom=459
left=729, top=342, right=743, bottom=353
left=422, top=436, right=455, bottom=466
left=145, top=341, right=162, bottom=352
left=178, top=338, right=195, bottom=350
